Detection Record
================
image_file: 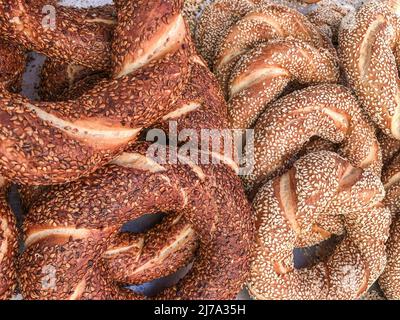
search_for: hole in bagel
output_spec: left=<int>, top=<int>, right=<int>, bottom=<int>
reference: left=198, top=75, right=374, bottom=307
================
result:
left=119, top=212, right=196, bottom=297
left=120, top=212, right=165, bottom=234
left=293, top=234, right=343, bottom=269
left=127, top=262, right=194, bottom=297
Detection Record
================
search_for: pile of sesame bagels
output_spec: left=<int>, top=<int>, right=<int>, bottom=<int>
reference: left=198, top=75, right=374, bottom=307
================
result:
left=0, top=0, right=253, bottom=300
left=1, top=0, right=400, bottom=301
left=194, top=0, right=398, bottom=300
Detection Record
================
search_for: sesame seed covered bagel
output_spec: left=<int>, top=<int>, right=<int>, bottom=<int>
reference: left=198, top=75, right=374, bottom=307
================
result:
left=379, top=152, right=400, bottom=299
left=19, top=143, right=253, bottom=300
left=244, top=84, right=382, bottom=193
left=0, top=0, right=116, bottom=70
left=0, top=0, right=191, bottom=185
left=0, top=177, right=18, bottom=300
left=213, top=3, right=335, bottom=95
left=228, top=38, right=339, bottom=129
left=249, top=151, right=391, bottom=300
left=17, top=184, right=199, bottom=287
left=150, top=56, right=240, bottom=168
left=0, top=0, right=212, bottom=71
left=339, top=0, right=400, bottom=139
left=39, top=53, right=238, bottom=168
left=195, top=0, right=256, bottom=66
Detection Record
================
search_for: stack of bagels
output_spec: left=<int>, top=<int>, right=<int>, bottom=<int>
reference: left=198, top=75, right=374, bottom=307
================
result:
left=0, top=0, right=400, bottom=300
left=194, top=0, right=399, bottom=300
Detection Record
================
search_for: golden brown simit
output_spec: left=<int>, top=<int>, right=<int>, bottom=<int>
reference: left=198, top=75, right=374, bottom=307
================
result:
left=339, top=0, right=400, bottom=139
left=244, top=84, right=382, bottom=194
left=19, top=143, right=253, bottom=300
left=249, top=151, right=391, bottom=300
left=228, top=38, right=339, bottom=129
left=196, top=0, right=339, bottom=129
left=212, top=2, right=335, bottom=91
left=0, top=0, right=191, bottom=185
left=379, top=153, right=400, bottom=299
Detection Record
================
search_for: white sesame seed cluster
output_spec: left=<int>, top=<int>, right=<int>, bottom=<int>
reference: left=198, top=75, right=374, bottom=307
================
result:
left=248, top=151, right=391, bottom=299
left=191, top=0, right=400, bottom=300
left=379, top=151, right=400, bottom=299
left=196, top=0, right=341, bottom=129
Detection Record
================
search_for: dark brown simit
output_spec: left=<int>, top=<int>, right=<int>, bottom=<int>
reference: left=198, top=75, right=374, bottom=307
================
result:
left=19, top=143, right=253, bottom=300
left=0, top=0, right=191, bottom=185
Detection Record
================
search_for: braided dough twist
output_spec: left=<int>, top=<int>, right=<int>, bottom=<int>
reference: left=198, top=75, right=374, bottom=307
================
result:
left=214, top=3, right=335, bottom=90
left=19, top=183, right=199, bottom=290
left=39, top=52, right=237, bottom=169
left=249, top=151, right=391, bottom=300
left=0, top=0, right=208, bottom=72
left=228, top=38, right=339, bottom=129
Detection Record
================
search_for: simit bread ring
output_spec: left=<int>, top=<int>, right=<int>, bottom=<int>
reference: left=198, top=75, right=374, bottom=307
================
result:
left=379, top=153, right=400, bottom=299
left=212, top=3, right=335, bottom=94
left=19, top=143, right=253, bottom=300
left=244, top=84, right=382, bottom=193
left=249, top=151, right=391, bottom=300
left=196, top=1, right=339, bottom=129
left=39, top=49, right=239, bottom=168
left=339, top=0, right=400, bottom=139
left=101, top=213, right=198, bottom=286
left=0, top=0, right=116, bottom=70
left=228, top=38, right=339, bottom=129
left=0, top=0, right=191, bottom=185
left=38, top=53, right=237, bottom=168
left=0, top=177, right=18, bottom=300
left=18, top=182, right=199, bottom=288
left=1, top=0, right=207, bottom=74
